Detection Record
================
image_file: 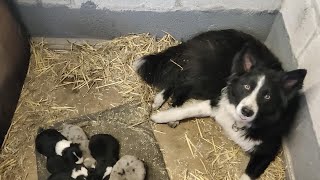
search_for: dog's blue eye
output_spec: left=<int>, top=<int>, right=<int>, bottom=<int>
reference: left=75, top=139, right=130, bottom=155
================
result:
left=264, top=94, right=271, bottom=100
left=244, top=84, right=250, bottom=90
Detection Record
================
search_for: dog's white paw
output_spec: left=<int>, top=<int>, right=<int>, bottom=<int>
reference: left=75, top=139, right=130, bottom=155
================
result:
left=151, top=113, right=166, bottom=123
left=132, top=58, right=146, bottom=71
left=239, top=174, right=252, bottom=180
left=152, top=102, right=162, bottom=109
left=152, top=90, right=166, bottom=109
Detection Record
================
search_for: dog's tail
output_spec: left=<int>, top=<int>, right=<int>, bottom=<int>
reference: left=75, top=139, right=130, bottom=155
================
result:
left=133, top=43, right=186, bottom=88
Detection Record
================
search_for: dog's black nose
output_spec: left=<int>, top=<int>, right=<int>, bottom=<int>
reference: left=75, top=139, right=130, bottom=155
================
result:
left=241, top=106, right=254, bottom=117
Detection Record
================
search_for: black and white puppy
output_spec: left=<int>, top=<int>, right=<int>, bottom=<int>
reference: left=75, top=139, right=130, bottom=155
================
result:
left=48, top=165, right=89, bottom=180
left=134, top=29, right=307, bottom=179
left=46, top=155, right=75, bottom=174
left=89, top=134, right=120, bottom=179
left=60, top=123, right=96, bottom=168
left=35, top=128, right=83, bottom=165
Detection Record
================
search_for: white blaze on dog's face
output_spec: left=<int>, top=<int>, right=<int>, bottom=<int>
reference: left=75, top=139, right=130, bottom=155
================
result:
left=235, top=75, right=265, bottom=122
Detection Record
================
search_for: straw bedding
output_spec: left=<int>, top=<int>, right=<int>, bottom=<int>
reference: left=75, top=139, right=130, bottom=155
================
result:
left=0, top=33, right=285, bottom=180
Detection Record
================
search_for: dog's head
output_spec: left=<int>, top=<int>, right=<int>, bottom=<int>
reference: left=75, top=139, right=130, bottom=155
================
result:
left=227, top=44, right=307, bottom=127
left=62, top=143, right=84, bottom=165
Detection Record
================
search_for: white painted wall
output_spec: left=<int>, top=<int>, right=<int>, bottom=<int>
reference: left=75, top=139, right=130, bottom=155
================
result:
left=18, top=0, right=282, bottom=12
left=281, top=0, right=320, bottom=144
left=266, top=0, right=320, bottom=179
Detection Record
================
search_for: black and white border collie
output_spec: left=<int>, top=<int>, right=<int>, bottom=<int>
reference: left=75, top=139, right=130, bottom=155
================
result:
left=134, top=29, right=307, bottom=179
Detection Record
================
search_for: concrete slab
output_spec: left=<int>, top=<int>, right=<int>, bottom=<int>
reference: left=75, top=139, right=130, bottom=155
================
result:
left=17, top=4, right=278, bottom=41
left=35, top=103, right=169, bottom=180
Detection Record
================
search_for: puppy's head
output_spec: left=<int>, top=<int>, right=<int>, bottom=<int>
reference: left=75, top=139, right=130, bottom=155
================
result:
left=227, top=44, right=307, bottom=126
left=63, top=143, right=83, bottom=165
left=71, top=165, right=88, bottom=180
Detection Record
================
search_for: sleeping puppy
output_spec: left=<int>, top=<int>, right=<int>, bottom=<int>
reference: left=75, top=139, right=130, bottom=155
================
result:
left=35, top=128, right=83, bottom=165
left=47, top=165, right=89, bottom=180
left=109, top=155, right=146, bottom=180
left=89, top=134, right=120, bottom=179
left=46, top=155, right=75, bottom=174
left=60, top=123, right=96, bottom=168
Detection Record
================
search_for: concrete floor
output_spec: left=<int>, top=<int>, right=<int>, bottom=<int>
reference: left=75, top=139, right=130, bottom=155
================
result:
left=27, top=86, right=215, bottom=180
left=5, top=37, right=284, bottom=180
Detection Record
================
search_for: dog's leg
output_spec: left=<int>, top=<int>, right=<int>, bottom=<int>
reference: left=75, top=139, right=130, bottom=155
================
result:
left=171, top=86, right=191, bottom=107
left=152, top=88, right=173, bottom=109
left=241, top=143, right=280, bottom=180
left=151, top=100, right=212, bottom=123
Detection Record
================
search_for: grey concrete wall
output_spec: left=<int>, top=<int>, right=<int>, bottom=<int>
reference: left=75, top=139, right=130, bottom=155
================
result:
left=18, top=0, right=282, bottom=12
left=265, top=0, right=320, bottom=179
left=16, top=0, right=281, bottom=41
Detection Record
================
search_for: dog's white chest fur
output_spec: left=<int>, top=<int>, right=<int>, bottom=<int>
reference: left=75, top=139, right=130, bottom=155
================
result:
left=150, top=94, right=262, bottom=152
left=212, top=96, right=261, bottom=152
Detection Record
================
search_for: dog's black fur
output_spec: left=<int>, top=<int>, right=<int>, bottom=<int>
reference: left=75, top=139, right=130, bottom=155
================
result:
left=136, top=29, right=307, bottom=179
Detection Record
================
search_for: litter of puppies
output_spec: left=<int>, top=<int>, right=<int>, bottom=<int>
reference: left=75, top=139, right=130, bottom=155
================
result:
left=35, top=124, right=146, bottom=180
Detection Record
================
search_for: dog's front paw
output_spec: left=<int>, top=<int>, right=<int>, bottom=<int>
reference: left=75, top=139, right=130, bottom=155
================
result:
left=152, top=98, right=164, bottom=110
left=152, top=90, right=166, bottom=109
left=239, top=174, right=253, bottom=180
left=151, top=112, right=166, bottom=123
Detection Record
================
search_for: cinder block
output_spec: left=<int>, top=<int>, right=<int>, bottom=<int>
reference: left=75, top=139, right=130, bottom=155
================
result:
left=42, top=0, right=71, bottom=6
left=281, top=0, right=318, bottom=57
left=304, top=83, right=320, bottom=144
left=179, top=0, right=281, bottom=11
left=33, top=0, right=281, bottom=11
left=265, top=14, right=297, bottom=71
left=299, top=33, right=320, bottom=90
left=71, top=0, right=176, bottom=11
left=16, top=0, right=38, bottom=5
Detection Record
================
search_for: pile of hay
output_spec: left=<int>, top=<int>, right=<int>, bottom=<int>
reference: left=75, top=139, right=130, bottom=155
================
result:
left=0, top=33, right=285, bottom=180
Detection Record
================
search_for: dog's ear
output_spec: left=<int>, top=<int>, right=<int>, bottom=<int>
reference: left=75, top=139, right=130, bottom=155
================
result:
left=231, top=44, right=256, bottom=74
left=281, top=69, right=307, bottom=98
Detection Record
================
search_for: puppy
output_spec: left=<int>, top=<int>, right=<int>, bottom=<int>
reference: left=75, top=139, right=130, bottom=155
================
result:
left=60, top=123, right=96, bottom=168
left=48, top=165, right=89, bottom=180
left=89, top=134, right=120, bottom=179
left=46, top=155, right=75, bottom=174
left=109, top=155, right=146, bottom=180
left=35, top=128, right=83, bottom=165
